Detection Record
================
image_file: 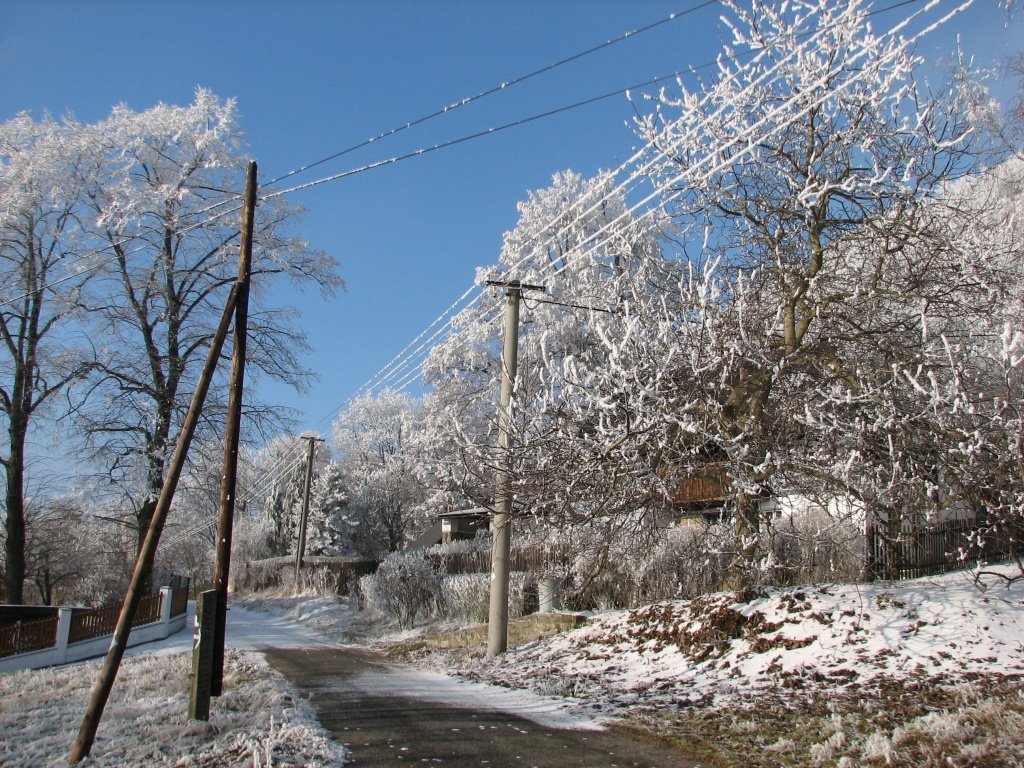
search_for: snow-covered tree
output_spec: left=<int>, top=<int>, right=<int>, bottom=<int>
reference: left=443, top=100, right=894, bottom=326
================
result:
left=333, top=391, right=429, bottom=556
left=0, top=114, right=96, bottom=603
left=72, top=89, right=342, bottom=556
left=598, top=0, right=1016, bottom=583
left=304, top=461, right=351, bottom=556
left=256, top=432, right=332, bottom=557
left=422, top=169, right=666, bottom=522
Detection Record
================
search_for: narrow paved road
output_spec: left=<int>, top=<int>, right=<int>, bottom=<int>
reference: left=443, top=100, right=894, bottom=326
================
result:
left=263, top=646, right=701, bottom=768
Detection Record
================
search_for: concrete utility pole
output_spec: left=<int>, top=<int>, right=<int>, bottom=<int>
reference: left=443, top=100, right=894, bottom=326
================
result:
left=294, top=435, right=325, bottom=583
left=210, top=161, right=257, bottom=698
left=486, top=280, right=544, bottom=658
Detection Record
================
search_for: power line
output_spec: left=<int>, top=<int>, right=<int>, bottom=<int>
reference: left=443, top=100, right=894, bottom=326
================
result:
left=0, top=6, right=711, bottom=314
left=273, top=0, right=936, bottom=410
left=334, top=0, right=948, bottom=407
left=1, top=0, right=918, bottom=315
left=258, top=1, right=720, bottom=190
left=261, top=0, right=925, bottom=202
left=260, top=71, right=688, bottom=202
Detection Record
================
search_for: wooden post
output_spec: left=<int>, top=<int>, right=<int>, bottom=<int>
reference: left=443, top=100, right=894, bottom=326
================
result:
left=189, top=590, right=217, bottom=721
left=210, top=161, right=257, bottom=697
left=68, top=284, right=240, bottom=764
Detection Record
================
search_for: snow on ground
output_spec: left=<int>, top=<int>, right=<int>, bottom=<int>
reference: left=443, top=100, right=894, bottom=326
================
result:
left=231, top=590, right=374, bottom=643
left=0, top=648, right=346, bottom=767
left=0, top=601, right=347, bottom=767
left=419, top=564, right=1024, bottom=766
left=458, top=565, right=1024, bottom=708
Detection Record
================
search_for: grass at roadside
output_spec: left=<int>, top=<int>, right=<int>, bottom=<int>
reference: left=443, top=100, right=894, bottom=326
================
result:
left=625, top=677, right=1024, bottom=767
left=0, top=648, right=346, bottom=767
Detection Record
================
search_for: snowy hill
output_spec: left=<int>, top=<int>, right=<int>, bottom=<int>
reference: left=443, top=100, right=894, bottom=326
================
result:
left=447, top=565, right=1024, bottom=766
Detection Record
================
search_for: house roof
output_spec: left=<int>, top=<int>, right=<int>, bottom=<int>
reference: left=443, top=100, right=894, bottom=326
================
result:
left=437, top=507, right=492, bottom=520
left=670, top=465, right=731, bottom=506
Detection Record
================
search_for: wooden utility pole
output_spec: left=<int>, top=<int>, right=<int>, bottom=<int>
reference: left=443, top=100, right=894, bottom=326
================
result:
left=294, top=435, right=324, bottom=584
left=69, top=283, right=240, bottom=764
left=486, top=280, right=544, bottom=658
left=210, top=161, right=257, bottom=697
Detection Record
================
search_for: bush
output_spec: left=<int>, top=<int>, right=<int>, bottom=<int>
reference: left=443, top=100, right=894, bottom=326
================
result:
left=233, top=556, right=378, bottom=595
left=557, top=508, right=865, bottom=610
left=360, top=551, right=440, bottom=629
left=436, top=572, right=535, bottom=624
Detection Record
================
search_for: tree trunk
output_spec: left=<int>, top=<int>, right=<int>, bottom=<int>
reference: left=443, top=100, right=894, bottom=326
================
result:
left=135, top=496, right=157, bottom=595
left=36, top=567, right=52, bottom=606
left=728, top=489, right=761, bottom=589
left=4, top=416, right=27, bottom=605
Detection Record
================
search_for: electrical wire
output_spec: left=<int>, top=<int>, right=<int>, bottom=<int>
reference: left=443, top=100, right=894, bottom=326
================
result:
left=280, top=0, right=933, bottom=417
left=258, top=1, right=719, bottom=191
left=0, top=11, right=710, bottom=313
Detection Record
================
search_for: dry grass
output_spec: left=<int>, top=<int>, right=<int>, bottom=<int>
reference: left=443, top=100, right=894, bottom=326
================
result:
left=629, top=676, right=1024, bottom=767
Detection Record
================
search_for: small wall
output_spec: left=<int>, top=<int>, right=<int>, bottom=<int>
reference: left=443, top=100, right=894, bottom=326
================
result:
left=0, top=587, right=189, bottom=674
left=234, top=556, right=379, bottom=594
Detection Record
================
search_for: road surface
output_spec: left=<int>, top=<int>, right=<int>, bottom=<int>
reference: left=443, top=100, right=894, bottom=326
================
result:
left=264, top=645, right=702, bottom=768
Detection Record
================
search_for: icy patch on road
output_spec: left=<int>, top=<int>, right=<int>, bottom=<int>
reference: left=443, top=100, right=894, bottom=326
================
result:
left=225, top=603, right=336, bottom=649
left=351, top=665, right=606, bottom=732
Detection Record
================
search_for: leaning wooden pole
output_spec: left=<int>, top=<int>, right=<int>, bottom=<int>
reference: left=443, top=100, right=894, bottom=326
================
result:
left=68, top=282, right=240, bottom=764
left=210, top=160, right=257, bottom=696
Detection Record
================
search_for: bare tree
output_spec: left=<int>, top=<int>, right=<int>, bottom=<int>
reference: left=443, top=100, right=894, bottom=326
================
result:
left=23, top=496, right=96, bottom=605
left=0, top=114, right=95, bottom=603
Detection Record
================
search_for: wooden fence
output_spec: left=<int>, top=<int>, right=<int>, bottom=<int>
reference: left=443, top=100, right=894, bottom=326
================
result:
left=1, top=584, right=190, bottom=660
left=0, top=615, right=59, bottom=656
left=868, top=517, right=1019, bottom=580
left=426, top=547, right=558, bottom=575
left=68, top=591, right=163, bottom=643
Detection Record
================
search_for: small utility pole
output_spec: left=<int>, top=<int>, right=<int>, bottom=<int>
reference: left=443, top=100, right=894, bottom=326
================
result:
left=210, top=160, right=257, bottom=697
left=486, top=280, right=544, bottom=658
left=294, top=435, right=324, bottom=583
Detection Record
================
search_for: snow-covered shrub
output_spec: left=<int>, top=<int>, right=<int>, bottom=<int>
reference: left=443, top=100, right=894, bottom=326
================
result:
left=424, top=531, right=492, bottom=575
left=553, top=508, right=863, bottom=611
left=635, top=523, right=734, bottom=602
left=437, top=573, right=491, bottom=623
left=436, top=572, right=534, bottom=624
left=294, top=564, right=341, bottom=596
left=551, top=518, right=733, bottom=610
left=764, top=510, right=863, bottom=586
left=360, top=550, right=440, bottom=629
left=233, top=556, right=376, bottom=596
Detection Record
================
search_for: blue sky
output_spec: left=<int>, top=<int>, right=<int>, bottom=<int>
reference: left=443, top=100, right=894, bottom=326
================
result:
left=2, top=0, right=1020, bottom=458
